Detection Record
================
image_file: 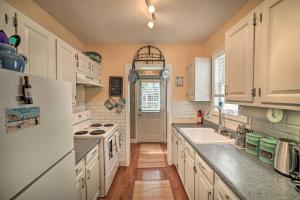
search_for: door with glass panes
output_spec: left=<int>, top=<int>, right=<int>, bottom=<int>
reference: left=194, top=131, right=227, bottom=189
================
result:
left=136, top=79, right=166, bottom=142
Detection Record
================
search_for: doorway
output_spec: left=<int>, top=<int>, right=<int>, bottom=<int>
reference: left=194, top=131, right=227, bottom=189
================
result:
left=136, top=78, right=166, bottom=143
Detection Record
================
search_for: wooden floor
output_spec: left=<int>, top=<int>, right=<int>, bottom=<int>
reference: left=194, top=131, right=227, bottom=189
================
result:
left=99, top=143, right=188, bottom=200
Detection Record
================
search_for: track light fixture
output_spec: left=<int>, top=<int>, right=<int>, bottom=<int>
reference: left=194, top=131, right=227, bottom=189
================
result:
left=147, top=14, right=156, bottom=29
left=145, top=0, right=157, bottom=29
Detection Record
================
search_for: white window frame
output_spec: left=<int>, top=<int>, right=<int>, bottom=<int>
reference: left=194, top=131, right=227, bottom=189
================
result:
left=140, top=80, right=161, bottom=112
left=212, top=48, right=239, bottom=116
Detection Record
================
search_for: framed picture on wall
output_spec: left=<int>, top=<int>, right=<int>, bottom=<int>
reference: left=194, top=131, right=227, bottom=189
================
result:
left=176, top=76, right=183, bottom=87
left=109, top=76, right=123, bottom=96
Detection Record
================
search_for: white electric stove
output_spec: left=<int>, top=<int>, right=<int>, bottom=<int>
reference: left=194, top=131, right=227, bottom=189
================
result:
left=73, top=110, right=119, bottom=197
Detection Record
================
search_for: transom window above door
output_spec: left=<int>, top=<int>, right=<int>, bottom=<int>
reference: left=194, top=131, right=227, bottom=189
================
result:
left=140, top=81, right=160, bottom=112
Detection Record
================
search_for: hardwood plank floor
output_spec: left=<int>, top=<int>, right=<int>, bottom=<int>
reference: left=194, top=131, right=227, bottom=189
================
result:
left=99, top=143, right=188, bottom=200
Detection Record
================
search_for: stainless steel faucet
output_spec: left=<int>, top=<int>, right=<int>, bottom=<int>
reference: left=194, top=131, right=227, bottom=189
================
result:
left=206, top=105, right=225, bottom=134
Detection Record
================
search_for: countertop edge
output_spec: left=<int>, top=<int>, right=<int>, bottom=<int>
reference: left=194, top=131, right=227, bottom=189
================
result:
left=74, top=138, right=101, bottom=165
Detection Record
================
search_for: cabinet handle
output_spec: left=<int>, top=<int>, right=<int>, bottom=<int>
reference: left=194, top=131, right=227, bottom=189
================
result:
left=225, top=194, right=230, bottom=200
left=225, top=85, right=228, bottom=95
left=199, top=162, right=205, bottom=170
left=193, top=166, right=197, bottom=173
left=81, top=178, right=85, bottom=189
left=207, top=191, right=211, bottom=200
left=258, top=88, right=261, bottom=97
left=87, top=170, right=91, bottom=180
left=181, top=150, right=184, bottom=158
left=5, top=13, right=9, bottom=24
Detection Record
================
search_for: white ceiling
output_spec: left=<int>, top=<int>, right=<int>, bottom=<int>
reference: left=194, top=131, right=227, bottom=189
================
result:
left=34, top=0, right=247, bottom=44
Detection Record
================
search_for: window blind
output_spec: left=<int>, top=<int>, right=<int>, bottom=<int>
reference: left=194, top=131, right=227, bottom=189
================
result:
left=141, top=81, right=160, bottom=112
left=214, top=53, right=225, bottom=96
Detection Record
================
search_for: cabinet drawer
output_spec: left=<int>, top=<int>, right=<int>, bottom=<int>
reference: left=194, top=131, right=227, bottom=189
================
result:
left=184, top=140, right=195, bottom=159
left=75, top=159, right=85, bottom=177
left=195, top=153, right=214, bottom=184
left=215, top=175, right=239, bottom=200
left=86, top=145, right=99, bottom=165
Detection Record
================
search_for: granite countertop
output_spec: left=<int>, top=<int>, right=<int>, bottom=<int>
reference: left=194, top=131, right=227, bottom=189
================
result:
left=74, top=138, right=101, bottom=164
left=172, top=123, right=300, bottom=200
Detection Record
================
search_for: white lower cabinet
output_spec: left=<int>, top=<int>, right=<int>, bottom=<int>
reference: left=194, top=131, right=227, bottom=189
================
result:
left=214, top=175, right=239, bottom=200
left=175, top=131, right=240, bottom=200
left=184, top=153, right=195, bottom=200
left=75, top=146, right=100, bottom=200
left=75, top=160, right=86, bottom=200
left=86, top=155, right=100, bottom=200
left=75, top=170, right=86, bottom=200
left=195, top=166, right=213, bottom=200
left=172, top=128, right=178, bottom=167
left=177, top=140, right=185, bottom=183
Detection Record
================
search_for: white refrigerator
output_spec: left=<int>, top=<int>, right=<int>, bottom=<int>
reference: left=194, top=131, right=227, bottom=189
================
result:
left=0, top=69, right=76, bottom=200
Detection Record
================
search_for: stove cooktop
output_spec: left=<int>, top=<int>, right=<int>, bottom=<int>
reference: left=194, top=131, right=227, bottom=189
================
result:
left=104, top=124, right=114, bottom=127
left=90, top=130, right=106, bottom=135
left=90, top=123, right=102, bottom=127
left=75, top=131, right=88, bottom=135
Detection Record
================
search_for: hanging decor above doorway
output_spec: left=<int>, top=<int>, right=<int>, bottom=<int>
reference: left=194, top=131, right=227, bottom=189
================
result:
left=129, top=45, right=168, bottom=84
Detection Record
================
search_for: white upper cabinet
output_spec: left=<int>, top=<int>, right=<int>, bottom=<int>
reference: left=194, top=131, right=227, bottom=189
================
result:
left=225, top=11, right=255, bottom=102
left=18, top=12, right=56, bottom=79
left=188, top=57, right=211, bottom=101
left=77, top=52, right=91, bottom=74
left=56, top=39, right=77, bottom=104
left=0, top=2, right=15, bottom=36
left=90, top=61, right=100, bottom=77
left=259, top=0, right=300, bottom=105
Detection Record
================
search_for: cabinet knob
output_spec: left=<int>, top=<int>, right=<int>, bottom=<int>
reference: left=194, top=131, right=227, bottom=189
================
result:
left=208, top=191, right=211, bottom=200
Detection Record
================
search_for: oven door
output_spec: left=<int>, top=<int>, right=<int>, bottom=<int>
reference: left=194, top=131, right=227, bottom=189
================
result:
left=104, top=132, right=117, bottom=175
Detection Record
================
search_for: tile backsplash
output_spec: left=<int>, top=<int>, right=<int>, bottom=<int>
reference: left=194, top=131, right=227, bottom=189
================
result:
left=86, top=102, right=127, bottom=166
left=171, top=101, right=210, bottom=119
left=240, top=106, right=300, bottom=141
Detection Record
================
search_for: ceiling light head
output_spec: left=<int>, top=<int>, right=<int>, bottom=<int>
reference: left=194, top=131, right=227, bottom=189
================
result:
left=148, top=4, right=155, bottom=14
left=147, top=20, right=154, bottom=29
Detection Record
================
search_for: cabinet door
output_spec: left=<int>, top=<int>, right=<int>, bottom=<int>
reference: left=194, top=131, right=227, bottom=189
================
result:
left=18, top=12, right=56, bottom=79
left=86, top=156, right=99, bottom=200
left=225, top=12, right=255, bottom=102
left=188, top=64, right=195, bottom=101
left=0, top=2, right=15, bottom=37
left=177, top=141, right=185, bottom=184
left=78, top=53, right=91, bottom=74
left=259, top=0, right=300, bottom=105
left=90, top=61, right=100, bottom=77
left=195, top=166, right=213, bottom=200
left=184, top=153, right=195, bottom=200
left=172, top=130, right=178, bottom=167
left=56, top=39, right=77, bottom=104
left=75, top=170, right=87, bottom=200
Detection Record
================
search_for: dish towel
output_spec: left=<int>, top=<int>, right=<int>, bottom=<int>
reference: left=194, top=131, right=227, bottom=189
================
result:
left=116, top=131, right=120, bottom=153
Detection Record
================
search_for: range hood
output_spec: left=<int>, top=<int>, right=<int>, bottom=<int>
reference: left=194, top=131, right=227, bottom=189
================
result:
left=76, top=72, right=103, bottom=87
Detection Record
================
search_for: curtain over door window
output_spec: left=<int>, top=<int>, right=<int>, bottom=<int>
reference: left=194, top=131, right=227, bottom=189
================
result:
left=140, top=81, right=160, bottom=112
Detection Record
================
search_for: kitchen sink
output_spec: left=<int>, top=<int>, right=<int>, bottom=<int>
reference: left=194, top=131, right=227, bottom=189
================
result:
left=180, top=128, right=234, bottom=144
